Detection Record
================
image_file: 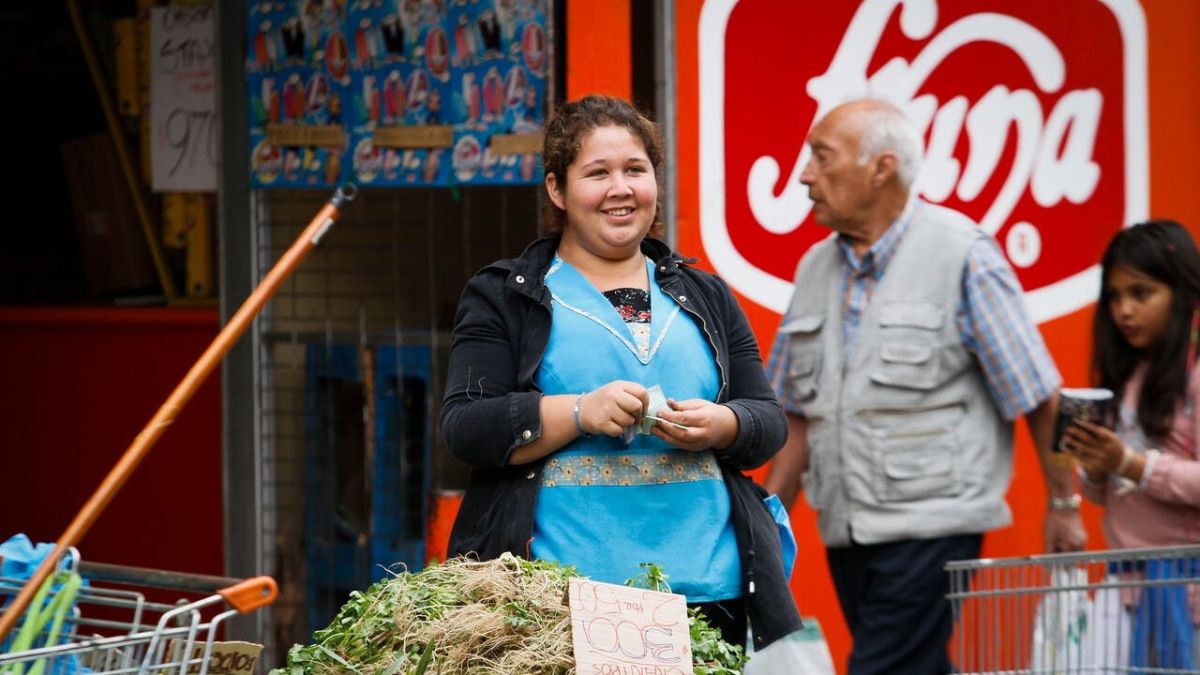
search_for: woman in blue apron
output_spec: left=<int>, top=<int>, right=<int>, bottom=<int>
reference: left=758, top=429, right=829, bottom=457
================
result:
left=441, top=95, right=802, bottom=650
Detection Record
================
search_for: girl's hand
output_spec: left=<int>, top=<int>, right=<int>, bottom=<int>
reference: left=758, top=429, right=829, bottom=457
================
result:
left=1062, top=420, right=1125, bottom=480
left=650, top=399, right=739, bottom=452
left=578, top=381, right=649, bottom=438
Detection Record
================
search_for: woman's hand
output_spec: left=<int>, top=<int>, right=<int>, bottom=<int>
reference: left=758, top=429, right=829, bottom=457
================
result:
left=1062, top=420, right=1125, bottom=481
left=577, top=381, right=649, bottom=438
left=650, top=399, right=739, bottom=452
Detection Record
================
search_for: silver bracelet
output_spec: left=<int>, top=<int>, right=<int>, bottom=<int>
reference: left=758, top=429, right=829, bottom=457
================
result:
left=1048, top=493, right=1081, bottom=511
left=573, top=394, right=589, bottom=437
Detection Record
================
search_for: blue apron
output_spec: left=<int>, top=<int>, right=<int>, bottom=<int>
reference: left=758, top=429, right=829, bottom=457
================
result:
left=530, top=255, right=741, bottom=602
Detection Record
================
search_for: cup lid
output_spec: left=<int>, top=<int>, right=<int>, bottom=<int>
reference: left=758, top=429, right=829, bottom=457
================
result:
left=1061, top=387, right=1114, bottom=400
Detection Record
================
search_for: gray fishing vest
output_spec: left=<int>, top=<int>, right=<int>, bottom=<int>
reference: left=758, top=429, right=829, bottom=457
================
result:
left=781, top=204, right=1014, bottom=547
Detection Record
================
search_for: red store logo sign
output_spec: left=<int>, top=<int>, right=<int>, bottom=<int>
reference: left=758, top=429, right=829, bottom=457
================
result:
left=699, top=0, right=1148, bottom=322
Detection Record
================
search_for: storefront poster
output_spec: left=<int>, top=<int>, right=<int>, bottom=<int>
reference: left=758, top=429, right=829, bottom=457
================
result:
left=251, top=0, right=546, bottom=189
left=248, top=0, right=350, bottom=188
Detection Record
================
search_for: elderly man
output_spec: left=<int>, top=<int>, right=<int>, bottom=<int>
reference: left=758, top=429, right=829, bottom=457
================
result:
left=764, top=99, right=1086, bottom=674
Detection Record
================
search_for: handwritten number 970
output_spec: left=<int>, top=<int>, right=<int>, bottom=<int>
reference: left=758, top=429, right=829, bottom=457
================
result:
left=164, top=108, right=216, bottom=177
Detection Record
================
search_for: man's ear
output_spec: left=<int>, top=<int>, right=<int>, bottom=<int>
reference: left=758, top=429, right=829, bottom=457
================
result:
left=545, top=172, right=565, bottom=210
left=871, top=152, right=899, bottom=188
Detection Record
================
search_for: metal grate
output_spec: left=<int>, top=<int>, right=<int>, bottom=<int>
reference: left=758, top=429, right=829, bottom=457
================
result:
left=249, top=186, right=537, bottom=665
left=947, top=545, right=1200, bottom=674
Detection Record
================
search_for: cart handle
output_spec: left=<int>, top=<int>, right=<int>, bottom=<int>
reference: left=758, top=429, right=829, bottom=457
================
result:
left=218, top=576, right=278, bottom=614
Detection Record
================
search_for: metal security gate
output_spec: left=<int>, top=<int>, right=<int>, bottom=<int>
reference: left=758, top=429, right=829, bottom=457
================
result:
left=247, top=187, right=537, bottom=664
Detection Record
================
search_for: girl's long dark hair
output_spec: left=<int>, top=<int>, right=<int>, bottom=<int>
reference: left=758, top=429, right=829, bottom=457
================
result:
left=1094, top=220, right=1200, bottom=439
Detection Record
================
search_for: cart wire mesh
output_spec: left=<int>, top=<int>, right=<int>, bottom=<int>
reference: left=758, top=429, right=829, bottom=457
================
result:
left=0, top=556, right=277, bottom=675
left=946, top=544, right=1200, bottom=674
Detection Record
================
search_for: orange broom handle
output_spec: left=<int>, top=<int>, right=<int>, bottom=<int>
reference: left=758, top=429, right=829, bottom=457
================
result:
left=0, top=184, right=357, bottom=643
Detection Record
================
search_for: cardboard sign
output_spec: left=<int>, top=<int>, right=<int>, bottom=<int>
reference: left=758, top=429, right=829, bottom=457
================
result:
left=150, top=5, right=217, bottom=192
left=699, top=0, right=1148, bottom=323
left=264, top=124, right=349, bottom=148
left=161, top=639, right=262, bottom=675
left=373, top=125, right=455, bottom=149
left=488, top=132, right=544, bottom=155
left=568, top=578, right=693, bottom=675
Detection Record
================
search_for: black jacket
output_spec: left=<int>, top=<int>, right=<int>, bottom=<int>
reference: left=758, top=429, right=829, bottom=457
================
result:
left=441, top=236, right=802, bottom=648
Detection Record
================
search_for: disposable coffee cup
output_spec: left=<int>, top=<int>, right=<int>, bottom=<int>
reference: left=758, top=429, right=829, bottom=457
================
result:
left=1052, top=388, right=1114, bottom=456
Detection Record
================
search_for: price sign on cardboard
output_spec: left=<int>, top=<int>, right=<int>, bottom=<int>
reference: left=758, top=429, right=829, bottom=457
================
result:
left=150, top=5, right=217, bottom=192
left=155, top=640, right=262, bottom=675
left=568, top=578, right=693, bottom=675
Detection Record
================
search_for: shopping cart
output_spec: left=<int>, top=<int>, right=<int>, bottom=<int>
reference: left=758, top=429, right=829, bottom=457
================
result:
left=0, top=552, right=277, bottom=675
left=946, top=544, right=1200, bottom=674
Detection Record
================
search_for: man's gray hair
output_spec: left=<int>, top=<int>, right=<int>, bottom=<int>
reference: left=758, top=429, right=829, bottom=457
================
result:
left=855, top=104, right=923, bottom=191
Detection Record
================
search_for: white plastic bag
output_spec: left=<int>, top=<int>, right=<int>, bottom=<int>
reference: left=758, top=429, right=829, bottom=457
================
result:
left=745, top=619, right=835, bottom=675
left=1030, top=565, right=1091, bottom=673
left=1080, top=581, right=1131, bottom=673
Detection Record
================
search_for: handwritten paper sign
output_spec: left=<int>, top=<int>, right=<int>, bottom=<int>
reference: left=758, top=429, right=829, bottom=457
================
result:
left=568, top=578, right=693, bottom=675
left=150, top=5, right=217, bottom=192
left=159, top=639, right=262, bottom=675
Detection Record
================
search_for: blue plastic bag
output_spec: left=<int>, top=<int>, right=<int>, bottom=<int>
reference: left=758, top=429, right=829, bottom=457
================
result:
left=763, top=494, right=797, bottom=579
left=0, top=534, right=91, bottom=674
left=0, top=534, right=60, bottom=580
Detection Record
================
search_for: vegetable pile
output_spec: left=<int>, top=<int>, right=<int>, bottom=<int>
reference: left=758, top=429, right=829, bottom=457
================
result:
left=271, top=554, right=747, bottom=674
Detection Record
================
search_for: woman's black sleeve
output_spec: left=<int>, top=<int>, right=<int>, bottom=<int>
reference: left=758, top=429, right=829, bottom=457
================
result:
left=440, top=272, right=542, bottom=468
left=713, top=276, right=788, bottom=470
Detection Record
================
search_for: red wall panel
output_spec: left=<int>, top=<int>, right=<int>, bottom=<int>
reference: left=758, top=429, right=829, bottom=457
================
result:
left=0, top=308, right=223, bottom=576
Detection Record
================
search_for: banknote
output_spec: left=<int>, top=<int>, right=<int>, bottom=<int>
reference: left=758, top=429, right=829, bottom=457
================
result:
left=640, top=384, right=669, bottom=434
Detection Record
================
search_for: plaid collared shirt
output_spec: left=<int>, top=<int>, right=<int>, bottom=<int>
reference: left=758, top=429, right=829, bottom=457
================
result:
left=766, top=202, right=1061, bottom=421
left=835, top=200, right=916, bottom=362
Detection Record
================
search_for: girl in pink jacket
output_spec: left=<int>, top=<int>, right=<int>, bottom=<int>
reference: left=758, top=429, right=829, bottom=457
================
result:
left=1063, top=219, right=1200, bottom=668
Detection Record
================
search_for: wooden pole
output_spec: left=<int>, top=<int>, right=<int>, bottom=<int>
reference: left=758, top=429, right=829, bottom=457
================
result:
left=0, top=184, right=357, bottom=643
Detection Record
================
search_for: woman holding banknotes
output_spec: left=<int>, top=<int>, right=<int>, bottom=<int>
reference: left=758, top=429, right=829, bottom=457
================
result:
left=1061, top=220, right=1200, bottom=668
left=439, top=95, right=801, bottom=649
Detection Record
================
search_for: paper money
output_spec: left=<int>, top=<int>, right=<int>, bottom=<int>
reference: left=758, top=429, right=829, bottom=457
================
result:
left=621, top=384, right=686, bottom=444
left=643, top=414, right=689, bottom=430
left=640, top=384, right=669, bottom=434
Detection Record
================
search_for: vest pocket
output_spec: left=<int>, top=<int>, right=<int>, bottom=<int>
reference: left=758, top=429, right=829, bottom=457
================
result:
left=871, top=302, right=946, bottom=390
left=802, top=421, right=837, bottom=511
left=870, top=342, right=940, bottom=390
left=782, top=314, right=824, bottom=402
left=801, top=446, right=830, bottom=510
left=788, top=353, right=820, bottom=401
left=873, top=436, right=961, bottom=502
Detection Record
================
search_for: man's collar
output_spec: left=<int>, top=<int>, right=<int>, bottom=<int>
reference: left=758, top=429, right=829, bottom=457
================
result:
left=836, top=196, right=920, bottom=272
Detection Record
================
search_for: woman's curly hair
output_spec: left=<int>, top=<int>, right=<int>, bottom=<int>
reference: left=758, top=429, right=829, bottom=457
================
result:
left=540, top=95, right=664, bottom=237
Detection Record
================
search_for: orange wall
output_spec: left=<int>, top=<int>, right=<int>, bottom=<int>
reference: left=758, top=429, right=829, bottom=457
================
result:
left=1146, top=0, right=1200, bottom=229
left=566, top=0, right=632, bottom=100
left=669, top=1, right=1200, bottom=672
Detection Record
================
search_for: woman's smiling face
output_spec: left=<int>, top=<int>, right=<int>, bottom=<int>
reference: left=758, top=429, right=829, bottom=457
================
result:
left=546, top=125, right=657, bottom=261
